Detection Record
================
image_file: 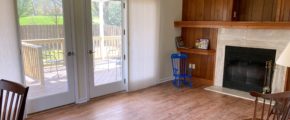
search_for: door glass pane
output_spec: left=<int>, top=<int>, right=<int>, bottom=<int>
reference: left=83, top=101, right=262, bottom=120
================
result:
left=17, top=0, right=68, bottom=99
left=91, top=0, right=123, bottom=86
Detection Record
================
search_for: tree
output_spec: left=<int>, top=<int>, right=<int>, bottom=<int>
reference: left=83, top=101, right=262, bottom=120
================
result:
left=104, top=2, right=122, bottom=26
left=92, top=2, right=99, bottom=17
left=17, top=0, right=34, bottom=17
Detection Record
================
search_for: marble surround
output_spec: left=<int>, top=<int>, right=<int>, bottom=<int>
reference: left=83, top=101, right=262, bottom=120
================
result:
left=214, top=28, right=290, bottom=93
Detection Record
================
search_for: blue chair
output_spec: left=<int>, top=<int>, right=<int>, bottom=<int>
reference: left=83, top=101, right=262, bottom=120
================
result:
left=171, top=53, right=193, bottom=88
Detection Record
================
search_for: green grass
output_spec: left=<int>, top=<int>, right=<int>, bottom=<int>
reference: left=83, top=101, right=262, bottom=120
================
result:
left=19, top=16, right=64, bottom=26
left=92, top=17, right=100, bottom=24
left=19, top=16, right=100, bottom=26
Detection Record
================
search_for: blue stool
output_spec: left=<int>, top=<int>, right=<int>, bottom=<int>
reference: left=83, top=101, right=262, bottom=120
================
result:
left=171, top=53, right=193, bottom=88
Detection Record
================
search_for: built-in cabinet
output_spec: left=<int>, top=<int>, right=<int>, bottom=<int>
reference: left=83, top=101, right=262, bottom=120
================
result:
left=176, top=0, right=290, bottom=85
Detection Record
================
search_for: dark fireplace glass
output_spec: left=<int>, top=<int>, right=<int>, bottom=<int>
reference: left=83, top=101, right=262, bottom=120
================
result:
left=223, top=46, right=276, bottom=93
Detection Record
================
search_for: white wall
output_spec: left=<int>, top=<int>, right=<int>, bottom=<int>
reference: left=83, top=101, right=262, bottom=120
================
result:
left=128, top=0, right=182, bottom=91
left=159, top=0, right=182, bottom=82
left=0, top=0, right=22, bottom=83
left=128, top=0, right=161, bottom=91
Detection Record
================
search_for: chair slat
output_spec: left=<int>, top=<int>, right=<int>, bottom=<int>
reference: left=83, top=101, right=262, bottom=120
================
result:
left=12, top=94, right=20, bottom=120
left=261, top=99, right=266, bottom=119
left=7, top=92, right=15, bottom=119
left=266, top=99, right=272, bottom=120
left=0, top=90, right=2, bottom=120
left=3, top=91, right=9, bottom=120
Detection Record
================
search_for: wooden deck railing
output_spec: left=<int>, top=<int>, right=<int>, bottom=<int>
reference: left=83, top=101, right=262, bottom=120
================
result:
left=93, top=36, right=122, bottom=59
left=21, top=36, right=121, bottom=85
left=21, top=42, right=45, bottom=86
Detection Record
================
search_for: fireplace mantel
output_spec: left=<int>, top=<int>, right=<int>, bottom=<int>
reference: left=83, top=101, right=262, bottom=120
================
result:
left=174, top=21, right=290, bottom=29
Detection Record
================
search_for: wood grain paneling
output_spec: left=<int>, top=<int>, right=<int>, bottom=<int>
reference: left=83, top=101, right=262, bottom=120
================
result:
left=280, top=0, right=290, bottom=21
left=181, top=28, right=217, bottom=50
left=181, top=0, right=224, bottom=85
left=187, top=54, right=215, bottom=84
left=285, top=68, right=290, bottom=91
left=235, top=0, right=276, bottom=21
left=177, top=48, right=216, bottom=56
left=175, top=21, right=290, bottom=29
left=182, top=0, right=233, bottom=21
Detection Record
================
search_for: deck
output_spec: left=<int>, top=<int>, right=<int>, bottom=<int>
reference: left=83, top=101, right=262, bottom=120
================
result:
left=22, top=36, right=122, bottom=99
left=27, top=59, right=122, bottom=99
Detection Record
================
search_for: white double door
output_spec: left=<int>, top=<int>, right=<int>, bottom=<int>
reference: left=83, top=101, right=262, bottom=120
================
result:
left=16, top=0, right=126, bottom=113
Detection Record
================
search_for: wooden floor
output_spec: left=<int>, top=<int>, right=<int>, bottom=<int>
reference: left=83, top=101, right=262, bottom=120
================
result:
left=26, top=82, right=256, bottom=120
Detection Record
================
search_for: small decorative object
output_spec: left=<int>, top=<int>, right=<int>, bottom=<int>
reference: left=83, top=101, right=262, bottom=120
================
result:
left=195, top=39, right=209, bottom=50
left=175, top=36, right=186, bottom=48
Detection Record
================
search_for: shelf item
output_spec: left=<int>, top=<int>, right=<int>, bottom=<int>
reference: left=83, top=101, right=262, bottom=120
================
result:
left=177, top=48, right=216, bottom=56
left=174, top=21, right=290, bottom=29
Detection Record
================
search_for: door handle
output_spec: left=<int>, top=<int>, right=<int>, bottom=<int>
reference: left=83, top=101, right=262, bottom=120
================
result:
left=67, top=51, right=75, bottom=56
left=88, top=50, right=95, bottom=54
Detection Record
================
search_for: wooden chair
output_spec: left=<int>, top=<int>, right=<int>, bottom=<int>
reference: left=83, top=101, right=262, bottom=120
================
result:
left=248, top=91, right=290, bottom=120
left=0, top=79, right=29, bottom=120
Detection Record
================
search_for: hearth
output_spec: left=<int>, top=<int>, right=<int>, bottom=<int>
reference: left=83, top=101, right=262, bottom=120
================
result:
left=223, top=46, right=276, bottom=93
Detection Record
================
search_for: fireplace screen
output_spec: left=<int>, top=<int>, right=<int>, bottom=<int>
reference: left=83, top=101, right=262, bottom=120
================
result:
left=223, top=46, right=276, bottom=93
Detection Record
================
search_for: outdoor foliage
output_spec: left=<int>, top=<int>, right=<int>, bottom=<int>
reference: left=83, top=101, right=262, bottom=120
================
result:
left=17, top=0, right=63, bottom=26
left=19, top=16, right=63, bottom=25
left=17, top=0, right=121, bottom=26
left=104, top=1, right=122, bottom=26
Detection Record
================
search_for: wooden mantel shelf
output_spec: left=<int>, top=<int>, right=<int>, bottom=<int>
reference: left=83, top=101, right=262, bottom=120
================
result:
left=177, top=48, right=216, bottom=56
left=174, top=21, right=290, bottom=29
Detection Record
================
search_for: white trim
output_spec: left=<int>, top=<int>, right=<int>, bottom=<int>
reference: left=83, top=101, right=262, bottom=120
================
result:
left=13, top=0, right=28, bottom=117
left=123, top=0, right=129, bottom=92
left=69, top=0, right=81, bottom=104
left=13, top=0, right=26, bottom=86
left=81, top=0, right=91, bottom=104
left=85, top=0, right=127, bottom=99
left=76, top=98, right=90, bottom=104
left=159, top=76, right=173, bottom=84
left=14, top=0, right=76, bottom=113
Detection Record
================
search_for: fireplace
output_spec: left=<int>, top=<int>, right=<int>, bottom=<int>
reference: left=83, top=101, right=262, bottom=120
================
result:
left=223, top=46, right=276, bottom=93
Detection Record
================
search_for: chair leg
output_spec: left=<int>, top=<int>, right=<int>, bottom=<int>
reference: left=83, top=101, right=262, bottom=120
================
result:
left=177, top=79, right=181, bottom=88
left=183, top=79, right=193, bottom=88
left=172, top=79, right=180, bottom=88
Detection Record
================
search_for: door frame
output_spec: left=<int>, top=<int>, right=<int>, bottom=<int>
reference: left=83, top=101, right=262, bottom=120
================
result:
left=14, top=0, right=77, bottom=113
left=84, top=0, right=129, bottom=98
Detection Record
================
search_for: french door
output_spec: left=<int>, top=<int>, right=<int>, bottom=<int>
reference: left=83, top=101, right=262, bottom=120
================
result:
left=86, top=0, right=126, bottom=98
left=16, top=0, right=75, bottom=113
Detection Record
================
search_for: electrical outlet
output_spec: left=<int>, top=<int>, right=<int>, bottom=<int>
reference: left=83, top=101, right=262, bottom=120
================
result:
left=192, top=64, right=196, bottom=69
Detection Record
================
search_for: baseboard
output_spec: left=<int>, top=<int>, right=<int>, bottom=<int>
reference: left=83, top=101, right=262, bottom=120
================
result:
left=75, top=97, right=89, bottom=104
left=159, top=76, right=173, bottom=84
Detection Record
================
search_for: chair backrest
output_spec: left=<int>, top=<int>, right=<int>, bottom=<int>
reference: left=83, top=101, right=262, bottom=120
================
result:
left=0, top=79, right=29, bottom=120
left=250, top=91, right=290, bottom=120
left=171, top=53, right=189, bottom=75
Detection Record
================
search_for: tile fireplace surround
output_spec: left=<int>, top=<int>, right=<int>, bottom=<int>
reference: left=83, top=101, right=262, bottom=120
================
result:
left=214, top=28, right=290, bottom=93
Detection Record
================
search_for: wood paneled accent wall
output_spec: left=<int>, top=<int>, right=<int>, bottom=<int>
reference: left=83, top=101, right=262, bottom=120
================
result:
left=280, top=0, right=290, bottom=21
left=285, top=68, right=290, bottom=91
left=180, top=0, right=290, bottom=86
left=182, top=0, right=233, bottom=21
left=233, top=0, right=277, bottom=21
left=182, top=0, right=230, bottom=85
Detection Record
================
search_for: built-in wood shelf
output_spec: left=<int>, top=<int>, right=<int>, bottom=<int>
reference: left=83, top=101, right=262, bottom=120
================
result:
left=177, top=48, right=216, bottom=56
left=174, top=21, right=290, bottom=29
